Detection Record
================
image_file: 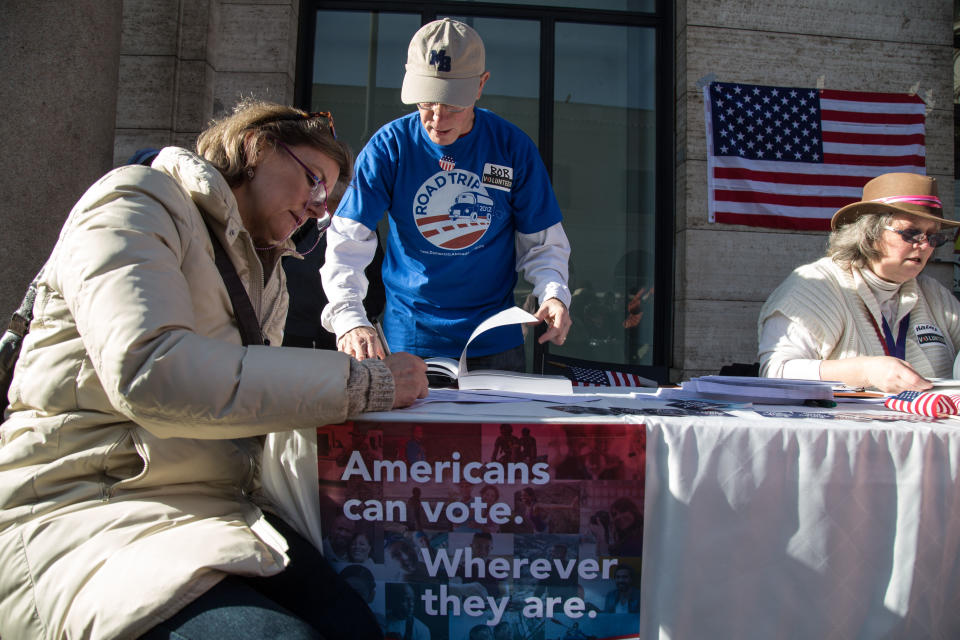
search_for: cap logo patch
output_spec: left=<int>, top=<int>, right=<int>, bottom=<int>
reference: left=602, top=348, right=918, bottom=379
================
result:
left=428, top=49, right=451, bottom=72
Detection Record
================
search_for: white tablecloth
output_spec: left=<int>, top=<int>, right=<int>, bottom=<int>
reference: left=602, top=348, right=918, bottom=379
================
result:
left=641, top=412, right=960, bottom=640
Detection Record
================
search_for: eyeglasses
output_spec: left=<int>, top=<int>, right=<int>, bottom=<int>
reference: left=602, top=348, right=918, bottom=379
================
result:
left=273, top=140, right=331, bottom=255
left=416, top=102, right=468, bottom=115
left=275, top=141, right=328, bottom=217
left=883, top=225, right=950, bottom=248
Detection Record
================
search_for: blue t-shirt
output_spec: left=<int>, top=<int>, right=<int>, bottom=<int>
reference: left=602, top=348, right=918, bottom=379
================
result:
left=336, top=109, right=563, bottom=358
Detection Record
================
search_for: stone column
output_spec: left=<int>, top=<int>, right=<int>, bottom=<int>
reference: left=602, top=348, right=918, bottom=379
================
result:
left=0, top=1, right=122, bottom=313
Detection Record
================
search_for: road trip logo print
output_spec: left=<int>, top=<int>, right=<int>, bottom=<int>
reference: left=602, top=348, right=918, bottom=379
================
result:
left=414, top=169, right=496, bottom=250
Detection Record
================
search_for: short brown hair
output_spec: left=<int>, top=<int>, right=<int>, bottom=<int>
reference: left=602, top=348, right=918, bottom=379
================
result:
left=196, top=99, right=351, bottom=203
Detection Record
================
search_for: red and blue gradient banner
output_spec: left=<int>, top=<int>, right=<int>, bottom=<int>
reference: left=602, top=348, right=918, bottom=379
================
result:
left=317, top=420, right=646, bottom=640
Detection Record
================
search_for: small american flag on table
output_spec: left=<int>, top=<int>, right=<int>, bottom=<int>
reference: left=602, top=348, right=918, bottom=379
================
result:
left=885, top=391, right=960, bottom=418
left=547, top=360, right=655, bottom=388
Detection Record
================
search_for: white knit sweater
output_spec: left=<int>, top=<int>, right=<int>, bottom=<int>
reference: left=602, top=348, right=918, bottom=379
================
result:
left=758, top=257, right=960, bottom=380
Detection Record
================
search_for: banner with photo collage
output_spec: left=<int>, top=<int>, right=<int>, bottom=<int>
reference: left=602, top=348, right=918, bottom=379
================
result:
left=316, top=420, right=646, bottom=640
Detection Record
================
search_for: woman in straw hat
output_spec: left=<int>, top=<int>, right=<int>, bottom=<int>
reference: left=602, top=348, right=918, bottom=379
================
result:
left=758, top=172, right=960, bottom=393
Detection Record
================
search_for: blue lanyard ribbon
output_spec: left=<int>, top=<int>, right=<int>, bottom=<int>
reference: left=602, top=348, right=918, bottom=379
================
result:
left=880, top=312, right=910, bottom=360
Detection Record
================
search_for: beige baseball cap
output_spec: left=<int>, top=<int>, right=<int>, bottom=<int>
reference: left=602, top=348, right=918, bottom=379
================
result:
left=401, top=18, right=486, bottom=108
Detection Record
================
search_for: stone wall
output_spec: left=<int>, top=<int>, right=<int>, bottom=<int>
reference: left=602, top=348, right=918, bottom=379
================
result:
left=0, top=1, right=122, bottom=315
left=0, top=0, right=300, bottom=318
left=115, top=0, right=300, bottom=164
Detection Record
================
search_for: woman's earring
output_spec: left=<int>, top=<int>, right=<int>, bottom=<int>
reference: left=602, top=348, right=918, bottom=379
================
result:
left=246, top=168, right=255, bottom=180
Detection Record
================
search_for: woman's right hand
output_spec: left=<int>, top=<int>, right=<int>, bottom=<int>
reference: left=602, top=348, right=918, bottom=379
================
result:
left=384, top=353, right=428, bottom=408
left=337, top=326, right=385, bottom=360
left=821, top=355, right=932, bottom=394
left=863, top=356, right=932, bottom=394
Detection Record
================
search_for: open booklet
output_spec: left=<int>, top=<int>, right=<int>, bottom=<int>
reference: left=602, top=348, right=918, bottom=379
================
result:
left=424, top=307, right=573, bottom=394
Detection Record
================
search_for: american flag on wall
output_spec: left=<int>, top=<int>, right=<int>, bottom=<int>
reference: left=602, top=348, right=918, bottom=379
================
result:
left=704, top=81, right=926, bottom=230
left=546, top=360, right=656, bottom=388
left=884, top=391, right=960, bottom=418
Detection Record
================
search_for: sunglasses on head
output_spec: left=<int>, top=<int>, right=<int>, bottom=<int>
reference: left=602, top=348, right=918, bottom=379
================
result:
left=304, top=110, right=336, bottom=140
left=883, top=225, right=950, bottom=248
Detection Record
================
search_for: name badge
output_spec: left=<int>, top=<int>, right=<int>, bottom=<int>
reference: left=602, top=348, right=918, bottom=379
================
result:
left=482, top=163, right=513, bottom=192
left=914, top=323, right=946, bottom=346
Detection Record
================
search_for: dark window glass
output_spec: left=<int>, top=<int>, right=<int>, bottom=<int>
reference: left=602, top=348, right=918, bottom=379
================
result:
left=553, top=22, right=657, bottom=364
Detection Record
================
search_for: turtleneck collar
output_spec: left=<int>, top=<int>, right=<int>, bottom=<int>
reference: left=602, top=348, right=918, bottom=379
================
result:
left=860, top=266, right=902, bottom=294
left=859, top=266, right=904, bottom=323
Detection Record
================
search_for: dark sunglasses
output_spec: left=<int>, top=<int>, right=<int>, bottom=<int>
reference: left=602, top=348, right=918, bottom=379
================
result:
left=883, top=225, right=950, bottom=248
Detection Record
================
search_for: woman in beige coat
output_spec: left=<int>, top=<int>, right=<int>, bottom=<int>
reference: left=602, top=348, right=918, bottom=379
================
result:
left=0, top=100, right=427, bottom=639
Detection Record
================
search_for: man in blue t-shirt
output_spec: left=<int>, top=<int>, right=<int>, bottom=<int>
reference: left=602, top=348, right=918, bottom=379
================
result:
left=320, top=18, right=572, bottom=371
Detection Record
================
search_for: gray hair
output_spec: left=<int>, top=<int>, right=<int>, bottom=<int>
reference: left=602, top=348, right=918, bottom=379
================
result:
left=826, top=212, right=896, bottom=269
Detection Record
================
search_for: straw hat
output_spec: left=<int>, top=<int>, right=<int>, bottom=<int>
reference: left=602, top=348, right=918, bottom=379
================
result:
left=831, top=172, right=959, bottom=229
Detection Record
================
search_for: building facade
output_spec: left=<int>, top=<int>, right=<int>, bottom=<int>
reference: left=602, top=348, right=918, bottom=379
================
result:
left=0, top=0, right=952, bottom=381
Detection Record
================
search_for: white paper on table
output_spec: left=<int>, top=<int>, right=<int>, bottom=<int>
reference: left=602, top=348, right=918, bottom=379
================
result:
left=420, top=387, right=601, bottom=405
left=420, top=388, right=534, bottom=404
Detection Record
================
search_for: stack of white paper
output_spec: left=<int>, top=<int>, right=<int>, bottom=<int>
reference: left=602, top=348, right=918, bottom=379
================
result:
left=681, top=376, right=835, bottom=404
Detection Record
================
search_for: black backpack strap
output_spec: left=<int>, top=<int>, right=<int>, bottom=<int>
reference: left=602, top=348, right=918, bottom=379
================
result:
left=204, top=221, right=265, bottom=347
left=8, top=278, right=38, bottom=339
left=1, top=271, right=42, bottom=409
